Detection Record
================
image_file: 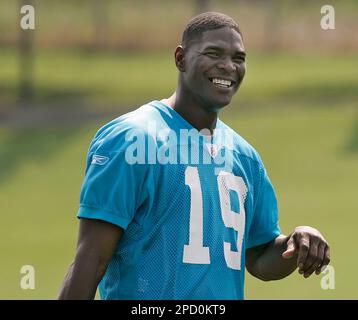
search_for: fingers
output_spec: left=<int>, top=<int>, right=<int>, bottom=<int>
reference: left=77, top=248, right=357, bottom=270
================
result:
left=316, top=246, right=331, bottom=275
left=297, top=241, right=331, bottom=278
left=282, top=237, right=296, bottom=259
left=288, top=227, right=331, bottom=278
left=300, top=242, right=318, bottom=277
left=296, top=236, right=310, bottom=274
left=303, top=243, right=325, bottom=278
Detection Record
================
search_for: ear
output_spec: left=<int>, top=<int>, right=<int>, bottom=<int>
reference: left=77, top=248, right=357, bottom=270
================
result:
left=174, top=45, right=185, bottom=72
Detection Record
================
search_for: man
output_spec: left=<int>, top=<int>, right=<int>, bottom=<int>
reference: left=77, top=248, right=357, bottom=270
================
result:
left=59, top=12, right=330, bottom=300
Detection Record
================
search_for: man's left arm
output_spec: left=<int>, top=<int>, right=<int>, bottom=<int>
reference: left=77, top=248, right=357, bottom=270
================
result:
left=246, top=226, right=330, bottom=281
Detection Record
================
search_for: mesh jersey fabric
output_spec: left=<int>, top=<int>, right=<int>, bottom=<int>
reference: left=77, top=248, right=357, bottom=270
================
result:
left=77, top=100, right=281, bottom=300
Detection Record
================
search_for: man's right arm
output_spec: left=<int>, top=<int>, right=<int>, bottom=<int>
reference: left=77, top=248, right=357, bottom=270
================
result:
left=58, top=218, right=123, bottom=300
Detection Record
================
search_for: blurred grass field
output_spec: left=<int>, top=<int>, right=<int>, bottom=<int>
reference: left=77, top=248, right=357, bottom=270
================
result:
left=0, top=49, right=358, bottom=299
left=1, top=48, right=357, bottom=108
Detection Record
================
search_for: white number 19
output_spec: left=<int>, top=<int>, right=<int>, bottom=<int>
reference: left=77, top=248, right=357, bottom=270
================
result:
left=183, top=166, right=247, bottom=270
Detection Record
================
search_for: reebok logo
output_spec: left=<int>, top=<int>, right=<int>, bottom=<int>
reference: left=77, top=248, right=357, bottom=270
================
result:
left=92, top=155, right=109, bottom=165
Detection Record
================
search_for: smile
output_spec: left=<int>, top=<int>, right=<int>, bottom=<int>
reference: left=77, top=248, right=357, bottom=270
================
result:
left=209, top=78, right=234, bottom=88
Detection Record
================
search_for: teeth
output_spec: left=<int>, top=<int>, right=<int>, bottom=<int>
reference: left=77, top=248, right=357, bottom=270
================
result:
left=211, top=78, right=232, bottom=87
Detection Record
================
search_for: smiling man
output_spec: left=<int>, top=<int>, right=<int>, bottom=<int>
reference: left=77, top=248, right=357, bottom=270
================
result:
left=59, top=12, right=330, bottom=300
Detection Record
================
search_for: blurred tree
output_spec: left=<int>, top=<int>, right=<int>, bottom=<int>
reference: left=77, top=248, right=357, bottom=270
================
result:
left=195, top=0, right=210, bottom=14
left=263, top=0, right=281, bottom=51
left=91, top=0, right=109, bottom=50
left=18, top=0, right=34, bottom=106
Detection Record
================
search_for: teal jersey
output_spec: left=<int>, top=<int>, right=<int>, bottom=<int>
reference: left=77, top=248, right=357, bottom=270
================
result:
left=77, top=100, right=280, bottom=300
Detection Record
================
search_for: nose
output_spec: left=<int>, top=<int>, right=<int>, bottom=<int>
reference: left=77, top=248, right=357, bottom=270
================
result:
left=217, top=57, right=236, bottom=73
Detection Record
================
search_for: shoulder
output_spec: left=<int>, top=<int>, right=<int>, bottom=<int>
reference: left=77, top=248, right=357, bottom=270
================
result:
left=89, top=102, right=161, bottom=153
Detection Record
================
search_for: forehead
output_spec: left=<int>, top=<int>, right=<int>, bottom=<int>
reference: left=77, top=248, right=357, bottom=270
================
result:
left=194, top=27, right=245, bottom=52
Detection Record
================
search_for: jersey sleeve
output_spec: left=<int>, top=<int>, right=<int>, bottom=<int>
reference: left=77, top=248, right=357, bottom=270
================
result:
left=246, top=164, right=281, bottom=249
left=77, top=124, right=154, bottom=230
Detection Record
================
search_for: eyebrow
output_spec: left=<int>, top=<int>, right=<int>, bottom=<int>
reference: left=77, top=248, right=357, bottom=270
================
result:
left=202, top=45, right=246, bottom=56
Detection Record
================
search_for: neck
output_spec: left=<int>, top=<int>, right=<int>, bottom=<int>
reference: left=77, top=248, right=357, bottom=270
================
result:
left=162, top=92, right=218, bottom=135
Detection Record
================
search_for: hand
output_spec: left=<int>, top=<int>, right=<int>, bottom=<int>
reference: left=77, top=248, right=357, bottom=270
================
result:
left=282, top=226, right=330, bottom=278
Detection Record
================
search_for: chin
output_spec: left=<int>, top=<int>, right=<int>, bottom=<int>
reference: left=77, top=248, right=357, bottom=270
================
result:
left=209, top=91, right=236, bottom=110
left=212, top=97, right=232, bottom=110
left=199, top=93, right=233, bottom=112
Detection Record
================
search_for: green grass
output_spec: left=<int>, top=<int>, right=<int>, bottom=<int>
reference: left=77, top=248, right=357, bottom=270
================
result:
left=0, top=49, right=178, bottom=107
left=1, top=49, right=357, bottom=109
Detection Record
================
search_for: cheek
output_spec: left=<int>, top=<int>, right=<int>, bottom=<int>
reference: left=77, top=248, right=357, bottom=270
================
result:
left=190, top=69, right=209, bottom=87
left=237, top=64, right=246, bottom=81
left=184, top=59, right=212, bottom=89
left=186, top=62, right=202, bottom=80
left=241, top=64, right=247, bottom=75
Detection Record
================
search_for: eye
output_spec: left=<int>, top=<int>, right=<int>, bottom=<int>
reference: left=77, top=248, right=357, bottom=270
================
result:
left=205, top=51, right=220, bottom=58
left=233, top=56, right=246, bottom=63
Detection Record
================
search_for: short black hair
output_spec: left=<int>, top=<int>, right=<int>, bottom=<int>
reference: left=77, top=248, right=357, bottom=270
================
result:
left=181, top=12, right=242, bottom=49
